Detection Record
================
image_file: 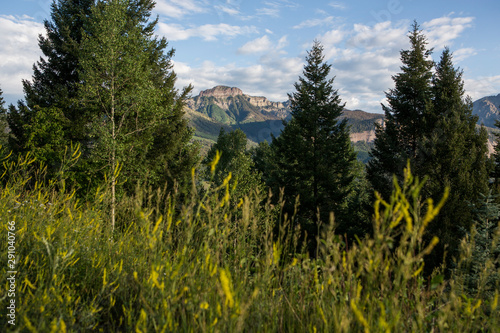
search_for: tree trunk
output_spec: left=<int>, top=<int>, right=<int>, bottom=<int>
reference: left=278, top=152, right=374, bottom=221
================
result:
left=111, top=81, right=116, bottom=232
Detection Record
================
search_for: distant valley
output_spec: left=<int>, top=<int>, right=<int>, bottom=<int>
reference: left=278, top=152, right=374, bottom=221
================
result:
left=185, top=86, right=500, bottom=160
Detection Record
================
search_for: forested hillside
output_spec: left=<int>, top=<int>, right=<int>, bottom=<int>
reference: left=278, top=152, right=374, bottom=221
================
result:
left=0, top=1, right=499, bottom=331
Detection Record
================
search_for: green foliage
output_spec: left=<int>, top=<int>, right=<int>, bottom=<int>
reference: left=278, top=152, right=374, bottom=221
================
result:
left=368, top=24, right=491, bottom=273
left=1, top=152, right=498, bottom=332
left=23, top=106, right=69, bottom=167
left=8, top=0, right=198, bottom=202
left=8, top=0, right=94, bottom=155
left=0, top=87, right=8, bottom=147
left=419, top=48, right=490, bottom=270
left=268, top=41, right=358, bottom=248
left=203, top=128, right=263, bottom=201
left=368, top=22, right=434, bottom=197
left=455, top=192, right=500, bottom=299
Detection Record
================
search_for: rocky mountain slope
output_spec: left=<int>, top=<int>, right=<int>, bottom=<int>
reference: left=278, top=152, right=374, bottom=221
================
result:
left=185, top=86, right=382, bottom=144
left=185, top=86, right=499, bottom=158
left=472, top=93, right=500, bottom=128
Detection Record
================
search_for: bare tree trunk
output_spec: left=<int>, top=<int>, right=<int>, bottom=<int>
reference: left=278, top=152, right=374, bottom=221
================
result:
left=111, top=81, right=116, bottom=233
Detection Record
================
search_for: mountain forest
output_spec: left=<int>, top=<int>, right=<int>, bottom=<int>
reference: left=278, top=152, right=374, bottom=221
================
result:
left=0, top=0, right=499, bottom=331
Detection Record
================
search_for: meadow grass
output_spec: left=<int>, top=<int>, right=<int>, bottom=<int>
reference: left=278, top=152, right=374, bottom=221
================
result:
left=0, top=150, right=499, bottom=332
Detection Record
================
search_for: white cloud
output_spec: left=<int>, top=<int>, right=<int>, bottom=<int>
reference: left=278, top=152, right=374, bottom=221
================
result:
left=238, top=35, right=288, bottom=54
left=0, top=15, right=44, bottom=102
left=158, top=22, right=258, bottom=41
left=313, top=21, right=410, bottom=112
left=238, top=35, right=273, bottom=54
left=214, top=5, right=240, bottom=16
left=256, top=7, right=280, bottom=17
left=293, top=16, right=335, bottom=29
left=257, top=0, right=299, bottom=17
left=465, top=75, right=500, bottom=101
left=347, top=21, right=408, bottom=51
left=154, top=0, right=207, bottom=19
left=329, top=2, right=346, bottom=10
left=452, top=47, right=477, bottom=63
left=173, top=55, right=303, bottom=102
left=423, top=16, right=474, bottom=48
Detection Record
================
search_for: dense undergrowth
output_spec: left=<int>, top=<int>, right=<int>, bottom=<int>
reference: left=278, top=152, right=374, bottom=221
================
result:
left=0, top=148, right=499, bottom=332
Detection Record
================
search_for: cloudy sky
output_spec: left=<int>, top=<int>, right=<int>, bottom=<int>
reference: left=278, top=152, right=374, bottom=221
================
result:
left=1, top=0, right=500, bottom=113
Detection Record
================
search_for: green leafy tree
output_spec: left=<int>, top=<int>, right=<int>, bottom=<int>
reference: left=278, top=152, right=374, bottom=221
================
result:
left=7, top=0, right=197, bottom=204
left=269, top=41, right=357, bottom=248
left=367, top=22, right=434, bottom=198
left=204, top=128, right=263, bottom=201
left=78, top=0, right=197, bottom=230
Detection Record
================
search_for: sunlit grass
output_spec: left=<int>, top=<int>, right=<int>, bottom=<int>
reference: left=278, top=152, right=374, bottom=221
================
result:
left=0, top=148, right=498, bottom=332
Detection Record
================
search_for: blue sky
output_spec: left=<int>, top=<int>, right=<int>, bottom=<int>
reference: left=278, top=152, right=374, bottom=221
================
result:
left=1, top=0, right=499, bottom=113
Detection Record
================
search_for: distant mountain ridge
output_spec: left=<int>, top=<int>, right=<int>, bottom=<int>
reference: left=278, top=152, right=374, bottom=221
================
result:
left=186, top=85, right=289, bottom=124
left=472, top=93, right=500, bottom=128
left=185, top=86, right=500, bottom=158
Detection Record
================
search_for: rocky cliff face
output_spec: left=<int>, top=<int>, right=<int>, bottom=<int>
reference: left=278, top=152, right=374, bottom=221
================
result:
left=350, top=130, right=377, bottom=143
left=198, top=86, right=243, bottom=98
left=186, top=86, right=290, bottom=123
left=473, top=94, right=500, bottom=128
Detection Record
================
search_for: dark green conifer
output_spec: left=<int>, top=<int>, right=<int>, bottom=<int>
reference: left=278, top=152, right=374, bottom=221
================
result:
left=270, top=41, right=357, bottom=247
left=457, top=192, right=500, bottom=298
left=367, top=22, right=434, bottom=198
left=420, top=48, right=490, bottom=269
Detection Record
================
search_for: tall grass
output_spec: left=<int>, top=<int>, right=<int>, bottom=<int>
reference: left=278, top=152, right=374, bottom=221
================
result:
left=1, top=150, right=499, bottom=332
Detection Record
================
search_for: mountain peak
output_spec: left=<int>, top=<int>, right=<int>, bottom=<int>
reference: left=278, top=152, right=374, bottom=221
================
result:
left=198, top=86, right=243, bottom=98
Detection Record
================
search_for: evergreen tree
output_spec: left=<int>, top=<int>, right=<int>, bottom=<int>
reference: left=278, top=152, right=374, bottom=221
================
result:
left=367, top=22, right=434, bottom=198
left=420, top=48, right=490, bottom=269
left=7, top=0, right=94, bottom=154
left=369, top=23, right=491, bottom=272
left=269, top=41, right=357, bottom=248
left=457, top=191, right=500, bottom=298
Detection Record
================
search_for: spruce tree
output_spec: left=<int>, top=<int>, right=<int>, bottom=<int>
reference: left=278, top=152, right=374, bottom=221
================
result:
left=369, top=23, right=491, bottom=272
left=457, top=192, right=500, bottom=298
left=367, top=22, right=434, bottom=198
left=270, top=41, right=357, bottom=247
left=421, top=48, right=491, bottom=270
left=7, top=0, right=94, bottom=154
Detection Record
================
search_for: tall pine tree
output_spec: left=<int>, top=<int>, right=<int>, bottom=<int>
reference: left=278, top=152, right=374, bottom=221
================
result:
left=369, top=23, right=491, bottom=272
left=421, top=48, right=490, bottom=270
left=270, top=41, right=357, bottom=248
left=367, top=22, right=434, bottom=198
left=7, top=0, right=94, bottom=154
